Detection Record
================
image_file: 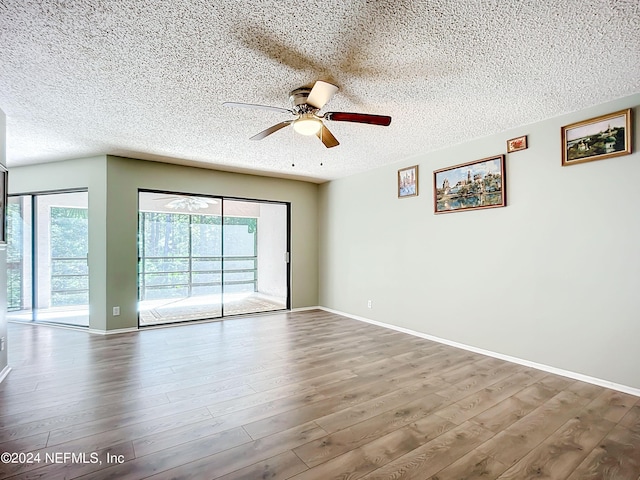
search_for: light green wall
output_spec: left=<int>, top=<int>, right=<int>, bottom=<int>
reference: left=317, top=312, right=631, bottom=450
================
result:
left=104, top=156, right=318, bottom=330
left=319, top=93, right=640, bottom=390
left=9, top=156, right=319, bottom=331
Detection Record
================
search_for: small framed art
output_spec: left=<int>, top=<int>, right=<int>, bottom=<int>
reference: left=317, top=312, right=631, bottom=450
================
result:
left=398, top=165, right=418, bottom=198
left=507, top=135, right=528, bottom=153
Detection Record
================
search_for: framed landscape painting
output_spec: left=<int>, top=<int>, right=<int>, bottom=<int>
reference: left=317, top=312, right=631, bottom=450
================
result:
left=398, top=165, right=418, bottom=198
left=561, top=108, right=632, bottom=166
left=434, top=155, right=505, bottom=214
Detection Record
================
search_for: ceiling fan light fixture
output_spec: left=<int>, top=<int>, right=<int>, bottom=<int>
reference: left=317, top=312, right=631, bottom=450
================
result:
left=293, top=115, right=322, bottom=135
left=224, top=80, right=391, bottom=148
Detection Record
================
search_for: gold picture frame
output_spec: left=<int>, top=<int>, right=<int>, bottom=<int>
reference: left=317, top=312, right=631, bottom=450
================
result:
left=561, top=108, right=632, bottom=166
left=398, top=165, right=418, bottom=198
left=434, top=155, right=506, bottom=214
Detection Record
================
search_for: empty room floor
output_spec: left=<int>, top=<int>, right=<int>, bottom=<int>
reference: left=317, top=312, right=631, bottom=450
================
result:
left=0, top=310, right=638, bottom=479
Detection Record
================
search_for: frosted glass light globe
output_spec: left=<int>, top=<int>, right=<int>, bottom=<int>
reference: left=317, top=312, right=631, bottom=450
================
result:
left=293, top=115, right=322, bottom=135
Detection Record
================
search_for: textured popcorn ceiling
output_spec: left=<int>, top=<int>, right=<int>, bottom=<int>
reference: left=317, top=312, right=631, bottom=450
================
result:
left=1, top=0, right=639, bottom=182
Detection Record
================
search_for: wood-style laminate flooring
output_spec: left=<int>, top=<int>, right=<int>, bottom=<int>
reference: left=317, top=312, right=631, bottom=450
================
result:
left=0, top=309, right=638, bottom=479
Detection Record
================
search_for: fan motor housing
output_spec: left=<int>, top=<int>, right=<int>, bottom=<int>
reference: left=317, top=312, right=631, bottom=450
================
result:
left=289, top=87, right=316, bottom=113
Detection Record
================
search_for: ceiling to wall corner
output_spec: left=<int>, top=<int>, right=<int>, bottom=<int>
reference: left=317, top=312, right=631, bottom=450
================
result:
left=0, top=0, right=639, bottom=183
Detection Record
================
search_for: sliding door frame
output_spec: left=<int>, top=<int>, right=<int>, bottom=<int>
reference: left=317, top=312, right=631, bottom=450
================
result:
left=7, top=188, right=89, bottom=327
left=138, top=189, right=291, bottom=327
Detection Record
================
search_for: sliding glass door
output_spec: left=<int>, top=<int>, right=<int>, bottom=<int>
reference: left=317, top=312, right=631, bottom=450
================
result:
left=7, top=196, right=33, bottom=321
left=138, top=191, right=289, bottom=326
left=7, top=191, right=89, bottom=327
left=223, top=199, right=288, bottom=316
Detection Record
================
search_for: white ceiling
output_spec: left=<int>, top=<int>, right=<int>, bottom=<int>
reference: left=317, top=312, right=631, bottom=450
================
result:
left=1, top=0, right=639, bottom=183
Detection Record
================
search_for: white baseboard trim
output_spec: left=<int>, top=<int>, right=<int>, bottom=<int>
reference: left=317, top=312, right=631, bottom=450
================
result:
left=290, top=306, right=323, bottom=313
left=0, top=365, right=12, bottom=384
left=319, top=307, right=640, bottom=398
left=89, top=327, right=139, bottom=335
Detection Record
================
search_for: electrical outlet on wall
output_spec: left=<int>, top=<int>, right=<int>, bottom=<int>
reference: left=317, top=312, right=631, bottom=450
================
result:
left=367, top=300, right=372, bottom=308
left=113, top=306, right=120, bottom=316
left=0, top=337, right=5, bottom=351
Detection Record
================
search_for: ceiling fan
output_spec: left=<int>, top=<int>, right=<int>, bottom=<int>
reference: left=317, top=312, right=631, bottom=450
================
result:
left=223, top=80, right=391, bottom=148
left=154, top=195, right=218, bottom=211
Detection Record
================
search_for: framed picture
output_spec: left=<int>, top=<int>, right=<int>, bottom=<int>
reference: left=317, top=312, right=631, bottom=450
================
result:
left=507, top=135, right=528, bottom=153
left=434, top=155, right=506, bottom=214
left=561, top=108, right=632, bottom=166
left=398, top=165, right=418, bottom=198
left=0, top=165, right=6, bottom=244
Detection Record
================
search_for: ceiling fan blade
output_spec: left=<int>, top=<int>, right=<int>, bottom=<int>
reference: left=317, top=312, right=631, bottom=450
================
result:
left=223, top=102, right=293, bottom=115
left=306, top=81, right=339, bottom=109
left=316, top=124, right=340, bottom=148
left=250, top=121, right=293, bottom=140
left=324, top=112, right=391, bottom=126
